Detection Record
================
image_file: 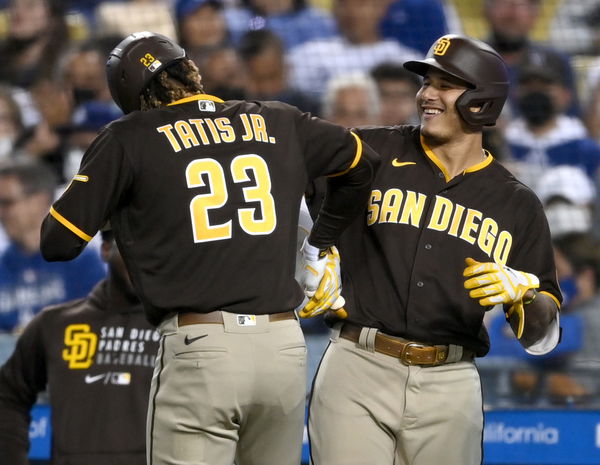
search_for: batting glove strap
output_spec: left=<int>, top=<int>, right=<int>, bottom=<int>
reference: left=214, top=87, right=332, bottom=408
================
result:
left=299, top=238, right=330, bottom=296
left=463, top=257, right=540, bottom=307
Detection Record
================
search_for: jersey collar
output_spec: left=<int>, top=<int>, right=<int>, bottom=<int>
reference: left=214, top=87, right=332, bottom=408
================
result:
left=167, top=94, right=224, bottom=106
left=420, top=135, right=494, bottom=182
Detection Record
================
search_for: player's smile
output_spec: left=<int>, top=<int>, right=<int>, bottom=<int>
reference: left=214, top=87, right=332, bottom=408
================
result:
left=420, top=105, right=444, bottom=121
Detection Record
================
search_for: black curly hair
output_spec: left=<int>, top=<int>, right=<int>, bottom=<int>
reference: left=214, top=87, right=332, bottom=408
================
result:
left=140, top=58, right=204, bottom=110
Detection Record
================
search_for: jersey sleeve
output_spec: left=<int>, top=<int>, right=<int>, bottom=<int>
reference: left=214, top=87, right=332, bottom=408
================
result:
left=292, top=111, right=380, bottom=248
left=0, top=313, right=48, bottom=465
left=41, top=129, right=134, bottom=261
left=296, top=110, right=365, bottom=179
left=509, top=190, right=562, bottom=308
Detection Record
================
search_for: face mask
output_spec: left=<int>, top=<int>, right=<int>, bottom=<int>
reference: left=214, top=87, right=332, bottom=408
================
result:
left=73, top=88, right=98, bottom=106
left=517, top=91, right=555, bottom=127
left=558, top=276, right=577, bottom=308
left=491, top=31, right=528, bottom=53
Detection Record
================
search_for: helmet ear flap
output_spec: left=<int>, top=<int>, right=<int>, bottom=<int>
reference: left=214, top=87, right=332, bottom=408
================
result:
left=456, top=85, right=508, bottom=127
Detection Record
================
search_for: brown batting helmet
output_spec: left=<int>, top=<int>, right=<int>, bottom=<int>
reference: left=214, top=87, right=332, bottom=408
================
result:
left=106, top=31, right=186, bottom=114
left=404, top=34, right=509, bottom=127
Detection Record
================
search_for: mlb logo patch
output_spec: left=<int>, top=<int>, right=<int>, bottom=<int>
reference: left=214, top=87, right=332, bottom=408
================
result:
left=148, top=60, right=162, bottom=72
left=198, top=100, right=216, bottom=112
left=114, top=372, right=131, bottom=385
left=237, top=315, right=257, bottom=326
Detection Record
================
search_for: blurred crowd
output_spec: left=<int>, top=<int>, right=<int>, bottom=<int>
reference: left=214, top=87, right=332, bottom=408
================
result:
left=0, top=0, right=600, bottom=409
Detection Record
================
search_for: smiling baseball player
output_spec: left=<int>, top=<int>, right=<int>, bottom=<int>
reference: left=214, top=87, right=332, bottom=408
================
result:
left=306, top=34, right=562, bottom=465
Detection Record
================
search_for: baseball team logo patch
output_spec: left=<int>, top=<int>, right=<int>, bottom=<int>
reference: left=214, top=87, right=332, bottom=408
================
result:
left=63, top=324, right=98, bottom=369
left=434, top=37, right=451, bottom=56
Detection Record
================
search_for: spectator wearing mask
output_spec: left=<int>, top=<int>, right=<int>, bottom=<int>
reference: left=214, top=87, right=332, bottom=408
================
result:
left=504, top=65, right=600, bottom=184
left=483, top=0, right=580, bottom=117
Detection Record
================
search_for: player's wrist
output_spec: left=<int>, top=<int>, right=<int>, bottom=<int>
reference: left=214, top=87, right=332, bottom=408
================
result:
left=302, top=239, right=329, bottom=261
left=523, top=289, right=537, bottom=305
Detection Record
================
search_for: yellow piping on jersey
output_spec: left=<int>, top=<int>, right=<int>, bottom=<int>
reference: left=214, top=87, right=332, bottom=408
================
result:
left=328, top=132, right=363, bottom=178
left=464, top=149, right=493, bottom=173
left=167, top=94, right=225, bottom=107
left=540, top=290, right=561, bottom=310
left=49, top=207, right=93, bottom=242
left=420, top=135, right=494, bottom=182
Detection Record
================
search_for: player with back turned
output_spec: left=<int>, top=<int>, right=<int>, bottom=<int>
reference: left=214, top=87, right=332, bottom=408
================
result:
left=306, top=34, right=561, bottom=465
left=39, top=32, right=378, bottom=465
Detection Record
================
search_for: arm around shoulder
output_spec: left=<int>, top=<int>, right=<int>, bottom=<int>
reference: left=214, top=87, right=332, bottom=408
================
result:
left=308, top=138, right=380, bottom=249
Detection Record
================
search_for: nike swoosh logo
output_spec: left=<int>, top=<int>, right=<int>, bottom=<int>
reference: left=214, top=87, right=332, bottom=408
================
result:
left=84, top=373, right=106, bottom=384
left=184, top=334, right=208, bottom=345
left=392, top=159, right=416, bottom=167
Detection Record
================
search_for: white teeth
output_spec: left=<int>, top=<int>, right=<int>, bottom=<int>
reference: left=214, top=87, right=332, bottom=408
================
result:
left=423, top=108, right=442, bottom=115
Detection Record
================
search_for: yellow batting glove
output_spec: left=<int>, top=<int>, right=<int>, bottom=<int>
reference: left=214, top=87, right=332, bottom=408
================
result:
left=299, top=247, right=347, bottom=319
left=463, top=257, right=539, bottom=338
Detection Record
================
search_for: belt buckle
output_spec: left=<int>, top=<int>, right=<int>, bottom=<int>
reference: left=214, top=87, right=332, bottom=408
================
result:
left=400, top=341, right=426, bottom=366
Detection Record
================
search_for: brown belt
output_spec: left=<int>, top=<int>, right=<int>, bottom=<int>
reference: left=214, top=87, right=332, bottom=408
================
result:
left=339, top=323, right=474, bottom=366
left=178, top=310, right=296, bottom=326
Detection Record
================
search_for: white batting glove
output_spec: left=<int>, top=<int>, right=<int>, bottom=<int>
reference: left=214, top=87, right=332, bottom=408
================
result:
left=299, top=238, right=330, bottom=297
left=463, top=257, right=539, bottom=306
left=299, top=247, right=347, bottom=319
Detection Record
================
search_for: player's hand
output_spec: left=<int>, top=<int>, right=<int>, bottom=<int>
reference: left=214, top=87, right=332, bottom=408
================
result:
left=299, top=247, right=347, bottom=319
left=299, top=238, right=330, bottom=297
left=463, top=257, right=540, bottom=306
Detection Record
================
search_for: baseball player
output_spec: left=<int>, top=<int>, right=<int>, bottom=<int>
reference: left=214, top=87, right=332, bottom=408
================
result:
left=306, top=34, right=562, bottom=465
left=0, top=231, right=158, bottom=465
left=39, top=32, right=378, bottom=465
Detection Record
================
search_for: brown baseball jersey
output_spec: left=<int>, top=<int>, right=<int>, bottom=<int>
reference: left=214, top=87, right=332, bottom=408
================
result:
left=333, top=125, right=562, bottom=356
left=41, top=95, right=372, bottom=326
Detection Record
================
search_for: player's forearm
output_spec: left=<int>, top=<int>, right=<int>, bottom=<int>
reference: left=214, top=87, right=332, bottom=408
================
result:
left=308, top=145, right=379, bottom=249
left=509, top=291, right=559, bottom=348
left=40, top=214, right=87, bottom=261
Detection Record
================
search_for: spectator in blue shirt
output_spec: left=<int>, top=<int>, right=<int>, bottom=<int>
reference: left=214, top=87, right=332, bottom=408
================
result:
left=0, top=158, right=106, bottom=332
left=505, top=65, right=600, bottom=182
left=225, top=0, right=337, bottom=50
left=380, top=0, right=449, bottom=55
